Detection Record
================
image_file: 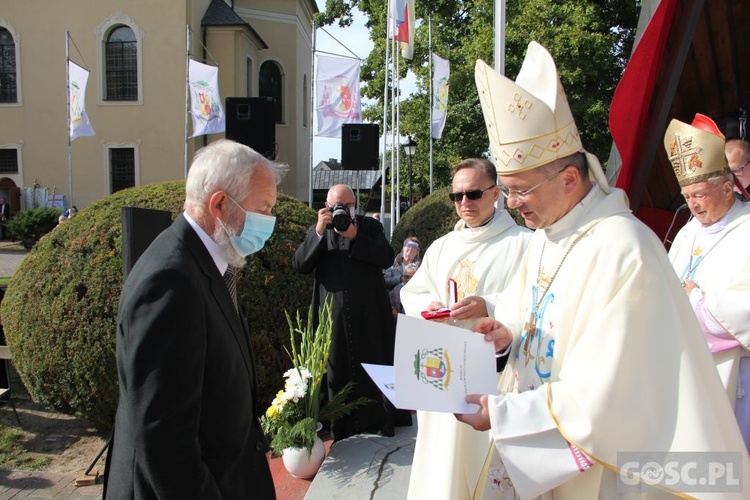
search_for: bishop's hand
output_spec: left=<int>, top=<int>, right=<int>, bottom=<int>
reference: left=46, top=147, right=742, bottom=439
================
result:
left=455, top=394, right=491, bottom=431
left=472, top=317, right=512, bottom=353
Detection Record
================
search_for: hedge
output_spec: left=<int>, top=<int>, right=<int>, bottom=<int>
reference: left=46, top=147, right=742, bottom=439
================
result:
left=0, top=181, right=316, bottom=431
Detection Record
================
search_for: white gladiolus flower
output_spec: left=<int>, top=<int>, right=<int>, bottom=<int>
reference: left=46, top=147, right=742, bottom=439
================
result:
left=282, top=366, right=312, bottom=403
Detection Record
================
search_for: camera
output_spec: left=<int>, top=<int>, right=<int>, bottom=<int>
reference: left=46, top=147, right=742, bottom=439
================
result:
left=327, top=202, right=352, bottom=231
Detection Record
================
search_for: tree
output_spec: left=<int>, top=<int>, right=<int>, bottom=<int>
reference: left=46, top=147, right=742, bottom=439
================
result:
left=316, top=0, right=638, bottom=202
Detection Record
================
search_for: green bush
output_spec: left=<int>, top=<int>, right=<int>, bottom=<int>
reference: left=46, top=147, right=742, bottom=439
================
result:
left=0, top=181, right=316, bottom=431
left=6, top=207, right=62, bottom=249
left=390, top=187, right=525, bottom=251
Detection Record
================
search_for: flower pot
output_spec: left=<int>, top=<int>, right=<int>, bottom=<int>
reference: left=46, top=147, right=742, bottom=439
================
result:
left=282, top=436, right=326, bottom=479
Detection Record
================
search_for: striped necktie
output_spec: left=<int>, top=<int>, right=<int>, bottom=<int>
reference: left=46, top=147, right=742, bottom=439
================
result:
left=223, top=266, right=239, bottom=312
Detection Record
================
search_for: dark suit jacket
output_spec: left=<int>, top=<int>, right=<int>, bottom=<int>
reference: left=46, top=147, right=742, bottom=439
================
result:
left=104, top=215, right=274, bottom=499
left=0, top=203, right=9, bottom=221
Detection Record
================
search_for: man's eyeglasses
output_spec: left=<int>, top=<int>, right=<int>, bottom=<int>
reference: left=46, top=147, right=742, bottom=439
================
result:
left=498, top=166, right=568, bottom=201
left=448, top=185, right=496, bottom=203
left=731, top=159, right=750, bottom=176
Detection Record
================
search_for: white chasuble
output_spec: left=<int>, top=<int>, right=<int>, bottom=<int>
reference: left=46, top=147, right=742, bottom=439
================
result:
left=668, top=200, right=750, bottom=405
left=403, top=209, right=531, bottom=500
left=477, top=187, right=750, bottom=499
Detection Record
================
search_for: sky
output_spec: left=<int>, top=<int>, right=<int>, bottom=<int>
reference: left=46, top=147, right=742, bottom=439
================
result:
left=312, top=8, right=417, bottom=166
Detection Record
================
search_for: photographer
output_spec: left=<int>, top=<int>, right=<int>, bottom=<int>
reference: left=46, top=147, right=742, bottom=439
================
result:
left=293, top=184, right=412, bottom=441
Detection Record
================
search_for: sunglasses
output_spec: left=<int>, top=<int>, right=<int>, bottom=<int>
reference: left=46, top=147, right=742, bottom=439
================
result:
left=448, top=185, right=496, bottom=203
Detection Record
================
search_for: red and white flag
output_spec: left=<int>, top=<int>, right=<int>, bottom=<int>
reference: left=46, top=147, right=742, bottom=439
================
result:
left=388, top=0, right=408, bottom=35
left=188, top=59, right=226, bottom=137
left=610, top=0, right=678, bottom=192
left=396, top=0, right=415, bottom=59
left=68, top=60, right=95, bottom=141
left=431, top=53, right=449, bottom=139
left=315, top=55, right=361, bottom=138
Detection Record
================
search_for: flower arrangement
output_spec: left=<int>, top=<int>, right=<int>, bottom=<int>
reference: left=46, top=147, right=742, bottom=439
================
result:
left=261, top=298, right=370, bottom=456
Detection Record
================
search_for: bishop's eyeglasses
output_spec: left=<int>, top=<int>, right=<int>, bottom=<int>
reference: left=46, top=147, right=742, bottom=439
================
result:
left=498, top=166, right=567, bottom=201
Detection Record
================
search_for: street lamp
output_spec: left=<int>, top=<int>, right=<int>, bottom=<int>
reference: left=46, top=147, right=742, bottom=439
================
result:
left=403, top=135, right=418, bottom=207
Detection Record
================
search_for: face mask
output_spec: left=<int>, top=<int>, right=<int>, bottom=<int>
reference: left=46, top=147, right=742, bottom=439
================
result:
left=224, top=196, right=276, bottom=256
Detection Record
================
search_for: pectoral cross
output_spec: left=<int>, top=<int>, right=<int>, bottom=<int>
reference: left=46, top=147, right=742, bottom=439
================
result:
left=522, top=311, right=537, bottom=364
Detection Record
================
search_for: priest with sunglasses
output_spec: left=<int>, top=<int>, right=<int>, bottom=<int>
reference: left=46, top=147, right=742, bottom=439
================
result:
left=451, top=42, right=750, bottom=499
left=402, top=157, right=531, bottom=500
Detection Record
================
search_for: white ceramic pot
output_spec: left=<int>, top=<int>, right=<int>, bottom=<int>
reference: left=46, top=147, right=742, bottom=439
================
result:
left=282, top=436, right=326, bottom=479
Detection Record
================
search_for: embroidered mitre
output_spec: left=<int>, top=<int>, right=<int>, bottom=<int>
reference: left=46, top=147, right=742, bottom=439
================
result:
left=664, top=114, right=731, bottom=187
left=475, top=41, right=609, bottom=191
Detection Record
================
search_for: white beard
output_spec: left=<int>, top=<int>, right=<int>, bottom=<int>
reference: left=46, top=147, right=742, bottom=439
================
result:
left=213, top=217, right=246, bottom=268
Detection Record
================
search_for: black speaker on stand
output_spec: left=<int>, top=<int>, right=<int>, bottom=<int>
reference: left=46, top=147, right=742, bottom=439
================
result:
left=342, top=123, right=379, bottom=170
left=95, top=206, right=174, bottom=486
left=225, top=97, right=277, bottom=159
left=121, top=207, right=173, bottom=280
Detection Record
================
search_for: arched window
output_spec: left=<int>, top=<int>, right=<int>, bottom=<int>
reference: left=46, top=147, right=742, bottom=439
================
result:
left=105, top=25, right=137, bottom=101
left=0, top=27, right=17, bottom=103
left=259, top=61, right=283, bottom=124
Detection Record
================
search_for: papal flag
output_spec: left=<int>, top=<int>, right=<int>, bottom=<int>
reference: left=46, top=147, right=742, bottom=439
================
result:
left=188, top=59, right=226, bottom=137
left=315, top=55, right=361, bottom=138
left=431, top=53, right=449, bottom=139
left=68, top=60, right=95, bottom=141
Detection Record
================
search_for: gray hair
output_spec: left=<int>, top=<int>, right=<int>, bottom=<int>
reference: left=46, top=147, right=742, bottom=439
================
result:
left=404, top=263, right=420, bottom=273
left=184, top=140, right=284, bottom=210
left=707, top=173, right=734, bottom=185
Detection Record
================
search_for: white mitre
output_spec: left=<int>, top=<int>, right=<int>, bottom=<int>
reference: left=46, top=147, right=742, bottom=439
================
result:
left=475, top=41, right=609, bottom=192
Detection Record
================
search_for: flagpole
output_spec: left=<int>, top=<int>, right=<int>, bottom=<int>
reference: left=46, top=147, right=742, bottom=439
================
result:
left=382, top=15, right=391, bottom=237
left=428, top=16, right=434, bottom=194
left=308, top=21, right=316, bottom=208
left=495, top=0, right=506, bottom=75
left=65, top=31, right=73, bottom=209
left=184, top=25, right=191, bottom=178
left=395, top=44, right=401, bottom=214
left=391, top=38, right=401, bottom=232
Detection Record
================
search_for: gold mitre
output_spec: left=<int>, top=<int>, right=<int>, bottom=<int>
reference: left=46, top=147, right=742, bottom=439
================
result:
left=475, top=41, right=608, bottom=191
left=664, top=114, right=730, bottom=187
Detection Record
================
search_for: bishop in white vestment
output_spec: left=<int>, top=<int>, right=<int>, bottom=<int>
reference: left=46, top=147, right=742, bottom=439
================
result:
left=665, top=115, right=750, bottom=453
left=453, top=42, right=750, bottom=499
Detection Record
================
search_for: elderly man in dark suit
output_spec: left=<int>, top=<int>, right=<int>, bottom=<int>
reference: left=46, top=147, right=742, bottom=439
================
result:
left=104, top=140, right=283, bottom=499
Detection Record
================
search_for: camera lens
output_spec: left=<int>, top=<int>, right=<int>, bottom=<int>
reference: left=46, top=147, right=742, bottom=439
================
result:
left=329, top=203, right=351, bottom=231
left=332, top=209, right=351, bottom=231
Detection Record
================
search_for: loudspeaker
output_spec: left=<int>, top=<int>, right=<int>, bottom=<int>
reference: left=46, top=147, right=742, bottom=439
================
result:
left=342, top=123, right=379, bottom=170
left=225, top=97, right=276, bottom=159
left=716, top=108, right=747, bottom=140
left=122, top=207, right=173, bottom=280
